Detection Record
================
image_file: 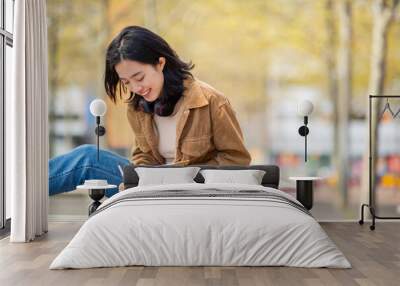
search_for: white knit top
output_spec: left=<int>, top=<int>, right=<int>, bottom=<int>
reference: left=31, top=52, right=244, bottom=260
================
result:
left=153, top=99, right=184, bottom=164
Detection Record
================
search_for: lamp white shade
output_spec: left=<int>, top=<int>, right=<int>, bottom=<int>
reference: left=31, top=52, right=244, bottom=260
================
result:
left=298, top=100, right=314, bottom=116
left=90, top=99, right=107, bottom=117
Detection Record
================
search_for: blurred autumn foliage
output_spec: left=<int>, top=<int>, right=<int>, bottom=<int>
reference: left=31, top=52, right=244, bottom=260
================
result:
left=47, top=0, right=400, bottom=217
left=47, top=0, right=400, bottom=146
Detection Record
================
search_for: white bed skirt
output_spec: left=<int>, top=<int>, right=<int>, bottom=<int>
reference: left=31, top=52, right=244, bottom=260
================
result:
left=50, top=183, right=351, bottom=269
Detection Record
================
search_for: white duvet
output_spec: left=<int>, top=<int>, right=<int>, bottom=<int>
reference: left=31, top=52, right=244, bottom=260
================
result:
left=50, top=183, right=351, bottom=269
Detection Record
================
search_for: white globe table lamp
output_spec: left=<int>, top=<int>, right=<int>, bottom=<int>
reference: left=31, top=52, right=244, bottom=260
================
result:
left=79, top=99, right=115, bottom=215
left=89, top=99, right=107, bottom=161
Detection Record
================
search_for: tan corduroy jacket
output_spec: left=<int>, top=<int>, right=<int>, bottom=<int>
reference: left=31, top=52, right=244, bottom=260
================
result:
left=126, top=78, right=251, bottom=166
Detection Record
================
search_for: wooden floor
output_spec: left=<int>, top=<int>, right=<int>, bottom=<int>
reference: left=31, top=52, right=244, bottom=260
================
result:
left=0, top=222, right=399, bottom=286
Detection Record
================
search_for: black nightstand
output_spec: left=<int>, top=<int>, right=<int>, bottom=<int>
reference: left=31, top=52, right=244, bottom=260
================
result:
left=77, top=183, right=116, bottom=215
left=289, top=177, right=321, bottom=210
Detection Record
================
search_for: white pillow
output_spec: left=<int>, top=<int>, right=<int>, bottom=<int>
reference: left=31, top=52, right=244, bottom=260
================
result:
left=135, top=167, right=201, bottom=186
left=200, top=169, right=266, bottom=185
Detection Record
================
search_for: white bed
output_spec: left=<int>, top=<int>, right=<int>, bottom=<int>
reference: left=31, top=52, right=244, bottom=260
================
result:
left=50, top=183, right=350, bottom=269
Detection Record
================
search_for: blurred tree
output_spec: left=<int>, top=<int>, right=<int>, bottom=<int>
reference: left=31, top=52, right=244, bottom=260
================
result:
left=47, top=0, right=73, bottom=156
left=361, top=0, right=400, bottom=211
left=144, top=0, right=158, bottom=32
left=337, top=0, right=352, bottom=207
left=324, top=0, right=339, bottom=180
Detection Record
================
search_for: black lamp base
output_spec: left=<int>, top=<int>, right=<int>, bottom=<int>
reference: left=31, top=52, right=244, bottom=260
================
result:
left=298, top=126, right=309, bottom=136
left=95, top=126, right=106, bottom=136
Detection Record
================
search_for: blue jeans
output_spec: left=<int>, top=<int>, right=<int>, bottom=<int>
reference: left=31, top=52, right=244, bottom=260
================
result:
left=49, top=144, right=130, bottom=198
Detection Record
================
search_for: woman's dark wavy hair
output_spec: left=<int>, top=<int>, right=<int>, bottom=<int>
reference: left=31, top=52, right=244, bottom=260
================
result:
left=104, top=26, right=194, bottom=116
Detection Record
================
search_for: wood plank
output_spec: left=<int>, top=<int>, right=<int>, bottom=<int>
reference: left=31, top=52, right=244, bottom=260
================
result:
left=0, top=222, right=399, bottom=286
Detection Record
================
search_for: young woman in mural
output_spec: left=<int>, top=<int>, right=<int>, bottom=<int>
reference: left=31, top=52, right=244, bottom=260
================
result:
left=49, top=26, right=251, bottom=197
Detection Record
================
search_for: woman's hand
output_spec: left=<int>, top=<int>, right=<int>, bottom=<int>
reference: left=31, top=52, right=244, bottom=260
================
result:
left=118, top=182, right=125, bottom=192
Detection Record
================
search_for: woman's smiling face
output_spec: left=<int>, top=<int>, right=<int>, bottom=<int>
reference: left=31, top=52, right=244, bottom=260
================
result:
left=115, top=57, right=166, bottom=102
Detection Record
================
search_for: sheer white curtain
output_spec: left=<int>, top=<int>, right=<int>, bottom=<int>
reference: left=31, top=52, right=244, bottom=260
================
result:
left=7, top=0, right=49, bottom=242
